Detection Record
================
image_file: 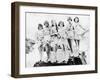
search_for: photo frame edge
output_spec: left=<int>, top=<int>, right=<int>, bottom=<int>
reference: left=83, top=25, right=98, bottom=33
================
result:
left=11, top=2, right=98, bottom=78
left=11, top=2, right=20, bottom=77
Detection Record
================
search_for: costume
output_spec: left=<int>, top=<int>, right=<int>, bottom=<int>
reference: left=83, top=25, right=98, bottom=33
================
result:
left=65, top=22, right=74, bottom=54
left=74, top=23, right=85, bottom=40
left=35, top=29, right=45, bottom=62
left=49, top=41, right=56, bottom=63
left=66, top=23, right=74, bottom=39
left=56, top=39, right=65, bottom=63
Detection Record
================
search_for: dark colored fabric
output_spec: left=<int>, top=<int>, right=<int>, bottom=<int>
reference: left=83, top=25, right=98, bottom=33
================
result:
left=67, top=39, right=73, bottom=53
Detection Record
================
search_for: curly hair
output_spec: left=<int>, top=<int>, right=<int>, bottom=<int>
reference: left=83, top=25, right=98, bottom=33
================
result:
left=74, top=17, right=79, bottom=23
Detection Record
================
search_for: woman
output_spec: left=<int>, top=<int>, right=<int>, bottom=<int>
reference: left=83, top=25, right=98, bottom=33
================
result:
left=43, top=21, right=51, bottom=62
left=73, top=17, right=87, bottom=57
left=35, top=23, right=45, bottom=63
left=56, top=36, right=66, bottom=63
left=58, top=21, right=67, bottom=43
left=66, top=17, right=74, bottom=56
left=49, top=35, right=57, bottom=63
left=43, top=20, right=51, bottom=36
left=50, top=20, right=58, bottom=36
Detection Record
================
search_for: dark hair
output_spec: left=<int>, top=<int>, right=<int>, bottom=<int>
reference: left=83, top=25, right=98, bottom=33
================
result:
left=44, top=21, right=49, bottom=28
left=74, top=17, right=79, bottom=23
left=67, top=17, right=72, bottom=21
left=38, top=24, right=43, bottom=30
left=58, top=21, right=64, bottom=27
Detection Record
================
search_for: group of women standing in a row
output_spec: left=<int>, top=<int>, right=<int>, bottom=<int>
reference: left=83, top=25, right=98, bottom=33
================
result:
left=35, top=17, right=87, bottom=63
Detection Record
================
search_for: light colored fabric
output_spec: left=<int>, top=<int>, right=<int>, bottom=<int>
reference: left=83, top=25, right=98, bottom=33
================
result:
left=74, top=23, right=85, bottom=40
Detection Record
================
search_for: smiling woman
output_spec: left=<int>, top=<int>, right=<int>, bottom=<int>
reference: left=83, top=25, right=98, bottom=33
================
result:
left=11, top=2, right=97, bottom=78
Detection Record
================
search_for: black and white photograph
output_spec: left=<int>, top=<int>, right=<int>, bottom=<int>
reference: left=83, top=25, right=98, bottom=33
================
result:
left=11, top=2, right=97, bottom=77
left=25, top=12, right=90, bottom=67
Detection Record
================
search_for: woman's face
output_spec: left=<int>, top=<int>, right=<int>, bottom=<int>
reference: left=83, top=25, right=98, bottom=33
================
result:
left=51, top=20, right=57, bottom=28
left=38, top=24, right=43, bottom=30
left=60, top=23, right=63, bottom=27
left=68, top=19, right=72, bottom=23
left=67, top=17, right=72, bottom=23
left=59, top=22, right=64, bottom=27
left=44, top=22, right=49, bottom=28
left=74, top=17, right=79, bottom=23
left=38, top=27, right=43, bottom=30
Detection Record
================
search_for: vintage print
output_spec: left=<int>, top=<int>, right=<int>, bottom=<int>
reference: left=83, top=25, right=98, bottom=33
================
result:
left=25, top=13, right=90, bottom=67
